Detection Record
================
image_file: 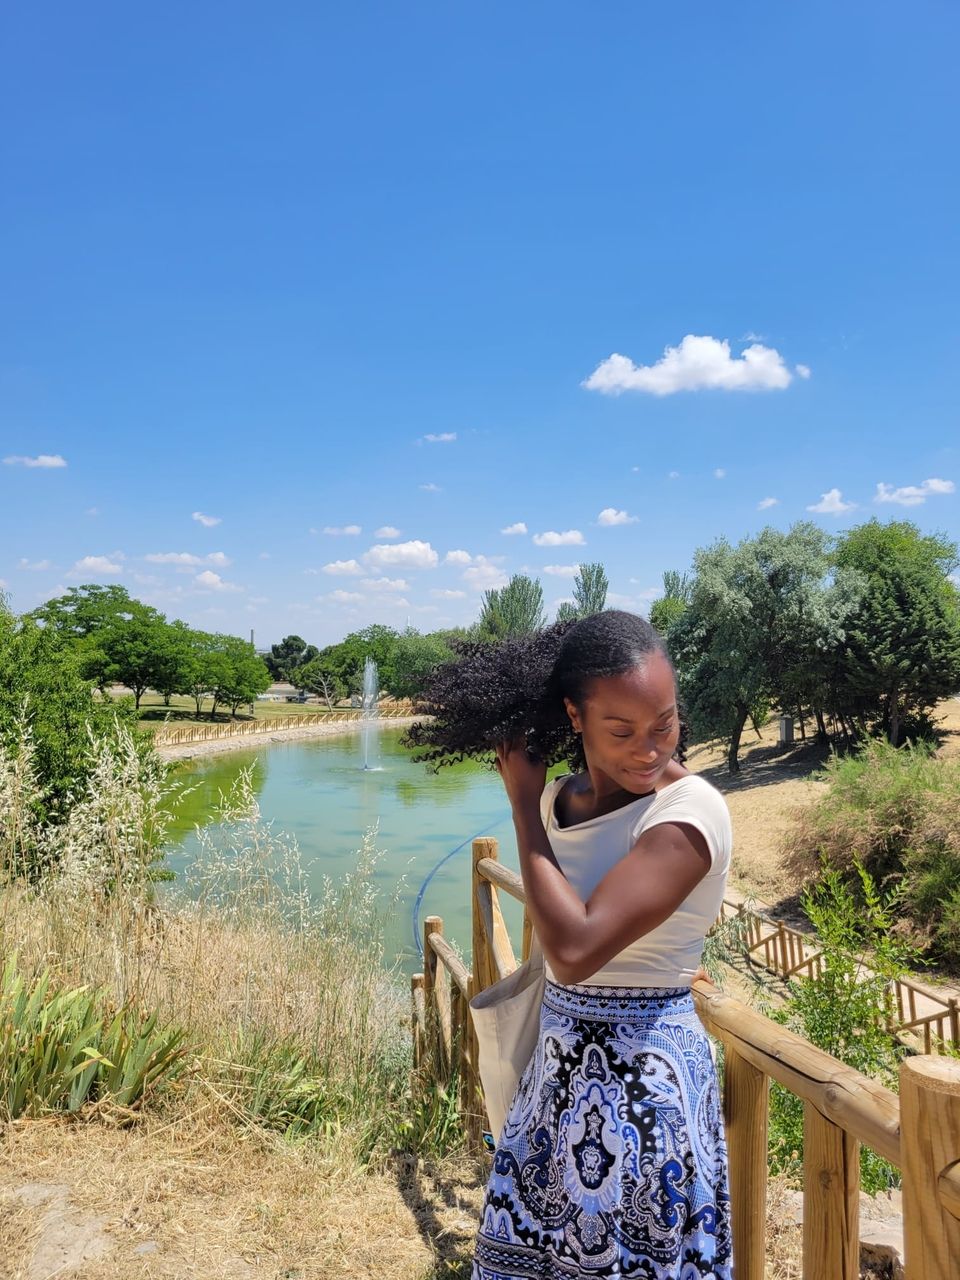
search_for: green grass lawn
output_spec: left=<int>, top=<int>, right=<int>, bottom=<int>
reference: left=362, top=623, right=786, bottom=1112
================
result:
left=124, top=693, right=342, bottom=733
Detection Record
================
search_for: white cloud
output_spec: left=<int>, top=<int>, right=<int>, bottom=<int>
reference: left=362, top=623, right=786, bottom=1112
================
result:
left=420, top=482, right=442, bottom=492
left=668, top=470, right=680, bottom=480
left=322, top=559, right=363, bottom=575
left=445, top=549, right=473, bottom=566
left=714, top=468, right=726, bottom=479
left=582, top=335, right=801, bottom=396
left=3, top=454, right=67, bottom=468
left=462, top=556, right=509, bottom=591
left=323, top=524, right=362, bottom=535
left=874, top=478, right=955, bottom=507
left=431, top=588, right=467, bottom=599
left=18, top=558, right=52, bottom=570
left=359, top=577, right=409, bottom=592
left=757, top=497, right=779, bottom=510
left=597, top=508, right=638, bottom=527
left=192, top=511, right=221, bottom=527
left=421, top=432, right=457, bottom=443
left=364, top=539, right=439, bottom=570
left=807, top=488, right=856, bottom=515
left=194, top=570, right=241, bottom=592
left=796, top=364, right=812, bottom=379
left=543, top=564, right=579, bottom=577
left=70, top=554, right=124, bottom=577
left=532, top=529, right=585, bottom=547
left=501, top=522, right=528, bottom=535
left=326, top=589, right=364, bottom=604
left=375, top=526, right=401, bottom=539
left=145, top=551, right=232, bottom=568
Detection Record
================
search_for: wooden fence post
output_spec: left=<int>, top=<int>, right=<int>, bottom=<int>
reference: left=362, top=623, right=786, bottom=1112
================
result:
left=723, top=1046, right=768, bottom=1280
left=423, top=914, right=451, bottom=1070
left=411, top=973, right=426, bottom=1074
left=470, top=837, right=499, bottom=1148
left=802, top=1102, right=859, bottom=1280
left=901, top=1055, right=960, bottom=1280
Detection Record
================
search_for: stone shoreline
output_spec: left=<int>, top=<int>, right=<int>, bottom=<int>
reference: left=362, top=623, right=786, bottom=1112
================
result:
left=155, top=715, right=420, bottom=761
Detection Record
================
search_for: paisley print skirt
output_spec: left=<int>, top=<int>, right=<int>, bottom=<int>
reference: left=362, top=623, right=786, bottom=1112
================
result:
left=472, top=982, right=732, bottom=1280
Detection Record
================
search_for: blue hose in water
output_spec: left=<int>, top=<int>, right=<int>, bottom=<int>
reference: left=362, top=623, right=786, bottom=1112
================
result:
left=411, top=814, right=510, bottom=959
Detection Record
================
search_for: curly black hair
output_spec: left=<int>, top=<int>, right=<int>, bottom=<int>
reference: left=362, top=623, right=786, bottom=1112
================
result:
left=403, top=609, right=687, bottom=772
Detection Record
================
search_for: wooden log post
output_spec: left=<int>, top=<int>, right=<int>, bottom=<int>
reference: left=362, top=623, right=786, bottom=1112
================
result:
left=723, top=1046, right=768, bottom=1280
left=802, top=1102, right=859, bottom=1280
left=472, top=837, right=499, bottom=999
left=422, top=914, right=442, bottom=1072
left=411, top=973, right=426, bottom=1076
left=424, top=914, right=452, bottom=1071
left=901, top=1055, right=960, bottom=1280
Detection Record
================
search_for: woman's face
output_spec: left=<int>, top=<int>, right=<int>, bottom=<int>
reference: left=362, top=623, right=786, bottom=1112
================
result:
left=564, top=651, right=681, bottom=794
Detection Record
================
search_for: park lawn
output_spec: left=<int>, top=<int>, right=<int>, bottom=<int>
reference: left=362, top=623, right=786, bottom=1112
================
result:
left=126, top=692, right=341, bottom=732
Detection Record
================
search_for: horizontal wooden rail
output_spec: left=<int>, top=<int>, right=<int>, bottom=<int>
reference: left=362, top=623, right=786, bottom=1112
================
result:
left=154, top=705, right=417, bottom=746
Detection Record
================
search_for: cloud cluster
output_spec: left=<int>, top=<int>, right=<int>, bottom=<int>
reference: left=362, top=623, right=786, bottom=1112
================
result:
left=501, top=522, right=528, bottom=535
left=192, top=511, right=221, bottom=527
left=69, top=554, right=124, bottom=577
left=533, top=529, right=585, bottom=547
left=3, top=454, right=67, bottom=468
left=365, top=540, right=439, bottom=571
left=596, top=508, right=637, bottom=527
left=322, top=559, right=363, bottom=575
left=583, top=335, right=803, bottom=396
left=421, top=432, right=456, bottom=443
left=146, top=551, right=231, bottom=568
left=323, top=524, right=362, bottom=535
left=874, top=478, right=954, bottom=507
left=375, top=526, right=401, bottom=538
left=807, top=489, right=856, bottom=515
left=195, top=570, right=241, bottom=593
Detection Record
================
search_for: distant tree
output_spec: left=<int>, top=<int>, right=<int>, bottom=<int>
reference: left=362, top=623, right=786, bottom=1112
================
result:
left=31, top=584, right=143, bottom=639
left=149, top=621, right=196, bottom=707
left=296, top=655, right=344, bottom=709
left=835, top=520, right=960, bottom=744
left=211, top=636, right=272, bottom=716
left=649, top=569, right=694, bottom=639
left=389, top=629, right=455, bottom=699
left=178, top=630, right=227, bottom=718
left=555, top=601, right=579, bottom=624
left=307, top=625, right=401, bottom=700
left=572, top=562, right=609, bottom=617
left=478, top=575, right=545, bottom=639
left=97, top=612, right=174, bottom=710
left=264, top=635, right=319, bottom=683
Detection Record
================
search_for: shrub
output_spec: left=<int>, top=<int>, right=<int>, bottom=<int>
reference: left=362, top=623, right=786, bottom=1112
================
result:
left=0, top=957, right=187, bottom=1120
left=768, top=863, right=915, bottom=1193
left=785, top=738, right=960, bottom=965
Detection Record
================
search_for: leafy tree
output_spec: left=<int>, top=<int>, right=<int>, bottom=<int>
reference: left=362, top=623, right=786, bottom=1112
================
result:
left=31, top=584, right=144, bottom=639
left=836, top=521, right=960, bottom=744
left=669, top=524, right=843, bottom=771
left=211, top=636, right=272, bottom=716
left=178, top=630, right=228, bottom=718
left=97, top=612, right=175, bottom=710
left=264, top=634, right=319, bottom=683
left=296, top=655, right=345, bottom=708
left=0, top=600, right=139, bottom=821
left=555, top=601, right=579, bottom=624
left=149, top=621, right=197, bottom=706
left=572, top=562, right=609, bottom=617
left=388, top=629, right=455, bottom=700
left=478, top=575, right=545, bottom=639
left=305, top=625, right=401, bottom=700
left=649, top=570, right=694, bottom=638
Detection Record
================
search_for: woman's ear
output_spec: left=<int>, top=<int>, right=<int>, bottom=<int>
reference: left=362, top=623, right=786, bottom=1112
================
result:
left=564, top=696, right=583, bottom=735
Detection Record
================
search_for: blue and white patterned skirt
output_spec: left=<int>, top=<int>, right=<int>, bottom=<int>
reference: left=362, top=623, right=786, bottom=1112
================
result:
left=473, top=981, right=733, bottom=1280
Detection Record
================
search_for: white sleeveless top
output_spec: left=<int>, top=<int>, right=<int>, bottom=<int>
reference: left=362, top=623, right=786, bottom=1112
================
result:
left=539, top=773, right=732, bottom=988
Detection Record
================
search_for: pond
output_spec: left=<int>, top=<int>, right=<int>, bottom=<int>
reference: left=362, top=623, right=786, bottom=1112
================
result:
left=163, top=725, right=526, bottom=975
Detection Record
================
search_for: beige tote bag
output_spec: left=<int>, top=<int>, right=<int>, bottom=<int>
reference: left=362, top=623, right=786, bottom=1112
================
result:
left=469, top=936, right=545, bottom=1144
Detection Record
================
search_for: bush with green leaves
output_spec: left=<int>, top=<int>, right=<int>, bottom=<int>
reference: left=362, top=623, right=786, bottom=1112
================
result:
left=786, top=738, right=960, bottom=965
left=0, top=957, right=187, bottom=1120
left=768, top=862, right=915, bottom=1193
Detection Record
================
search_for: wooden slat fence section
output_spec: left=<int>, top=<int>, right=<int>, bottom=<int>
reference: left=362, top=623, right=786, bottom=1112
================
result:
left=716, top=895, right=960, bottom=1052
left=153, top=704, right=416, bottom=746
left=412, top=833, right=960, bottom=1278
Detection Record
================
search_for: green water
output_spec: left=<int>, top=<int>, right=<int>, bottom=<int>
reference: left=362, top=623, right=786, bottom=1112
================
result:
left=164, top=726, right=524, bottom=974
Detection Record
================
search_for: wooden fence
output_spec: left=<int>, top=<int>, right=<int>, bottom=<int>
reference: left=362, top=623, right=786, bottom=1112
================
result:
left=154, top=706, right=416, bottom=747
left=412, top=835, right=960, bottom=1280
left=716, top=895, right=960, bottom=1053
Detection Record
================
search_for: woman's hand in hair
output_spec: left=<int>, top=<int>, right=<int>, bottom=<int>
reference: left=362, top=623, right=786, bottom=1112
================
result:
left=494, top=737, right=547, bottom=811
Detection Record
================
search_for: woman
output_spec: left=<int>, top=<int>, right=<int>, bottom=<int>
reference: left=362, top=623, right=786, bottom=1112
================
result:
left=408, top=610, right=733, bottom=1280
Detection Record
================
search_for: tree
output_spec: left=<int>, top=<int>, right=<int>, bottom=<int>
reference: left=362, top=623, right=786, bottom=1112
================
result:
left=572, top=562, right=609, bottom=616
left=649, top=570, right=694, bottom=638
left=555, top=601, right=579, bottom=624
left=97, top=612, right=174, bottom=710
left=478, top=575, right=545, bottom=639
left=304, top=625, right=402, bottom=701
left=0, top=600, right=139, bottom=821
left=31, top=584, right=144, bottom=639
left=669, top=524, right=842, bottom=771
left=264, top=635, right=319, bottom=683
left=388, top=629, right=455, bottom=700
left=296, top=655, right=345, bottom=708
left=211, top=636, right=272, bottom=716
left=835, top=521, right=960, bottom=744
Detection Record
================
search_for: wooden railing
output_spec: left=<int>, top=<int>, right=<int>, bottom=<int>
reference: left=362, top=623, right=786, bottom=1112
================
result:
left=717, top=894, right=960, bottom=1052
left=154, top=706, right=416, bottom=746
left=411, top=836, right=960, bottom=1280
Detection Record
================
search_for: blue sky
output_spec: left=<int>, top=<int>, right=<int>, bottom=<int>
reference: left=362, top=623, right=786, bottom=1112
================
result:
left=2, top=1, right=958, bottom=646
